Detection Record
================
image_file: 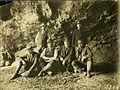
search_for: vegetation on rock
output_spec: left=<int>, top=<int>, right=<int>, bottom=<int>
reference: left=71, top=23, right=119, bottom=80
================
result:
left=0, top=1, right=118, bottom=67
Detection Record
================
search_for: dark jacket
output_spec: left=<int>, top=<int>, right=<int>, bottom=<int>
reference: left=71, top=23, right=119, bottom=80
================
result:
left=60, top=45, right=75, bottom=62
left=75, top=45, right=93, bottom=61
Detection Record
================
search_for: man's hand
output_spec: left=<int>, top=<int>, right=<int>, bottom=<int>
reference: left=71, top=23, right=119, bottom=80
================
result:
left=46, top=58, right=55, bottom=62
left=81, top=56, right=86, bottom=62
left=60, top=57, right=63, bottom=61
left=21, top=71, right=30, bottom=77
left=77, top=58, right=81, bottom=61
left=62, top=60, right=66, bottom=65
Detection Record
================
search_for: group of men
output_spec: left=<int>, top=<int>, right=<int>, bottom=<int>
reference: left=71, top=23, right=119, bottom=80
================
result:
left=10, top=35, right=93, bottom=80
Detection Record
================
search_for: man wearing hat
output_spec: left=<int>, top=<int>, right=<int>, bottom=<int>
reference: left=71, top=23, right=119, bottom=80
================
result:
left=59, top=37, right=75, bottom=72
left=72, top=39, right=93, bottom=78
left=10, top=44, right=40, bottom=80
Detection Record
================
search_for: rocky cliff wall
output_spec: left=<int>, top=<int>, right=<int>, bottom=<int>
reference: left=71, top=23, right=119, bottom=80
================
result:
left=0, top=1, right=118, bottom=66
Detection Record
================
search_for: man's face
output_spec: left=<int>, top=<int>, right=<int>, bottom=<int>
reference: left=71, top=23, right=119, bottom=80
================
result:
left=78, top=43, right=83, bottom=48
left=29, top=48, right=33, bottom=54
left=47, top=42, right=52, bottom=48
left=64, top=41, right=70, bottom=47
left=77, top=24, right=80, bottom=30
left=41, top=27, right=44, bottom=30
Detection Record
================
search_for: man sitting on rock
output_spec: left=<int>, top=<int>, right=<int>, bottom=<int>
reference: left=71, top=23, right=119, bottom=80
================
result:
left=59, top=37, right=75, bottom=72
left=72, top=39, right=93, bottom=78
left=38, top=39, right=59, bottom=76
left=10, top=44, right=40, bottom=80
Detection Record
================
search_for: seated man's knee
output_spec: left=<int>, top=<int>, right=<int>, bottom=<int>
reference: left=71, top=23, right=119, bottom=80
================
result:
left=49, top=60, right=55, bottom=65
left=15, top=57, right=23, bottom=62
left=71, top=61, right=76, bottom=67
left=71, top=60, right=78, bottom=67
left=87, top=57, right=92, bottom=62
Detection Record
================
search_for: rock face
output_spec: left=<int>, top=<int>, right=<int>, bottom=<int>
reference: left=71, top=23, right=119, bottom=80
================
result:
left=0, top=1, right=118, bottom=66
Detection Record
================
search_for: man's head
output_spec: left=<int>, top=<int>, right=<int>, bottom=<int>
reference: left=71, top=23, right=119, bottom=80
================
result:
left=77, top=40, right=84, bottom=48
left=64, top=37, right=70, bottom=48
left=40, top=23, right=45, bottom=29
left=40, top=26, right=45, bottom=33
left=76, top=21, right=81, bottom=30
left=47, top=39, right=53, bottom=48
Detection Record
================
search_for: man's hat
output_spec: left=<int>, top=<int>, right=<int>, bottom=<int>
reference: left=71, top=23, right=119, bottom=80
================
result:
left=77, top=40, right=83, bottom=44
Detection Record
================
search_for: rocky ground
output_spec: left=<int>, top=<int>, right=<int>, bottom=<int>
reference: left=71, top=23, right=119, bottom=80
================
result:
left=0, top=65, right=119, bottom=90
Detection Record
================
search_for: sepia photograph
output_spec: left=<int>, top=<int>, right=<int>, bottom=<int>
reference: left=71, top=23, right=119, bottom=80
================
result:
left=0, top=0, right=119, bottom=90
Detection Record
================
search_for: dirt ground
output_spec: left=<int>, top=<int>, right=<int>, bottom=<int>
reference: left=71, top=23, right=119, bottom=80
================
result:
left=0, top=66, right=119, bottom=90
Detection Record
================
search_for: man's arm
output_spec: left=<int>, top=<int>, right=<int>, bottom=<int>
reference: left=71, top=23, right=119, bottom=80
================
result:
left=15, top=48, right=29, bottom=58
left=64, top=47, right=74, bottom=62
left=40, top=48, right=51, bottom=60
left=41, top=48, right=58, bottom=62
left=75, top=47, right=80, bottom=60
left=82, top=46, right=93, bottom=61
left=35, top=32, right=40, bottom=44
left=47, top=47, right=58, bottom=62
left=6, top=51, right=12, bottom=59
left=59, top=46, right=64, bottom=61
